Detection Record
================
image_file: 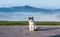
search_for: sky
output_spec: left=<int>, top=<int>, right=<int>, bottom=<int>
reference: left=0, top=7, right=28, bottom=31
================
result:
left=0, top=0, right=60, bottom=9
left=0, top=0, right=60, bottom=21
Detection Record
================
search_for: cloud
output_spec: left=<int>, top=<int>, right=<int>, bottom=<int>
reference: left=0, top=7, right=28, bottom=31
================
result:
left=0, top=12, right=60, bottom=21
left=0, top=12, right=9, bottom=18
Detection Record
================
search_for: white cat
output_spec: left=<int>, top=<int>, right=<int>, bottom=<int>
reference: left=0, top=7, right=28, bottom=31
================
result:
left=29, top=17, right=36, bottom=31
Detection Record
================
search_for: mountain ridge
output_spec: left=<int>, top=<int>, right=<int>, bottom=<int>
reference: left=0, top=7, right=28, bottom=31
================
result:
left=0, top=5, right=60, bottom=12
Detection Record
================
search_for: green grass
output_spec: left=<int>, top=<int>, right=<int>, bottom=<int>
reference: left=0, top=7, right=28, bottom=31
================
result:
left=0, top=21, right=60, bottom=26
left=0, top=21, right=28, bottom=26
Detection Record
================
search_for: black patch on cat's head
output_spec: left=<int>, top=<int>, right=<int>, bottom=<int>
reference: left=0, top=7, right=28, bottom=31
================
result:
left=29, top=17, right=33, bottom=20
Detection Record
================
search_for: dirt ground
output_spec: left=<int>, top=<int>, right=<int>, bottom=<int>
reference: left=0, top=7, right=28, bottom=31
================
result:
left=0, top=26, right=60, bottom=37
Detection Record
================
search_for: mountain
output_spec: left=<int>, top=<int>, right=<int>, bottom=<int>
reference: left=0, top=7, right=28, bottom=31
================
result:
left=0, top=5, right=40, bottom=12
left=0, top=5, right=60, bottom=12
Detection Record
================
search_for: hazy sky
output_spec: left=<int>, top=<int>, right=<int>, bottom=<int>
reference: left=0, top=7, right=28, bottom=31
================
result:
left=0, top=0, right=60, bottom=9
left=0, top=0, right=60, bottom=21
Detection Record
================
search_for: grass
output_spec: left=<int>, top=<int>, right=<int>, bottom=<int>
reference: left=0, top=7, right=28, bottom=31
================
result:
left=0, top=21, right=60, bottom=26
